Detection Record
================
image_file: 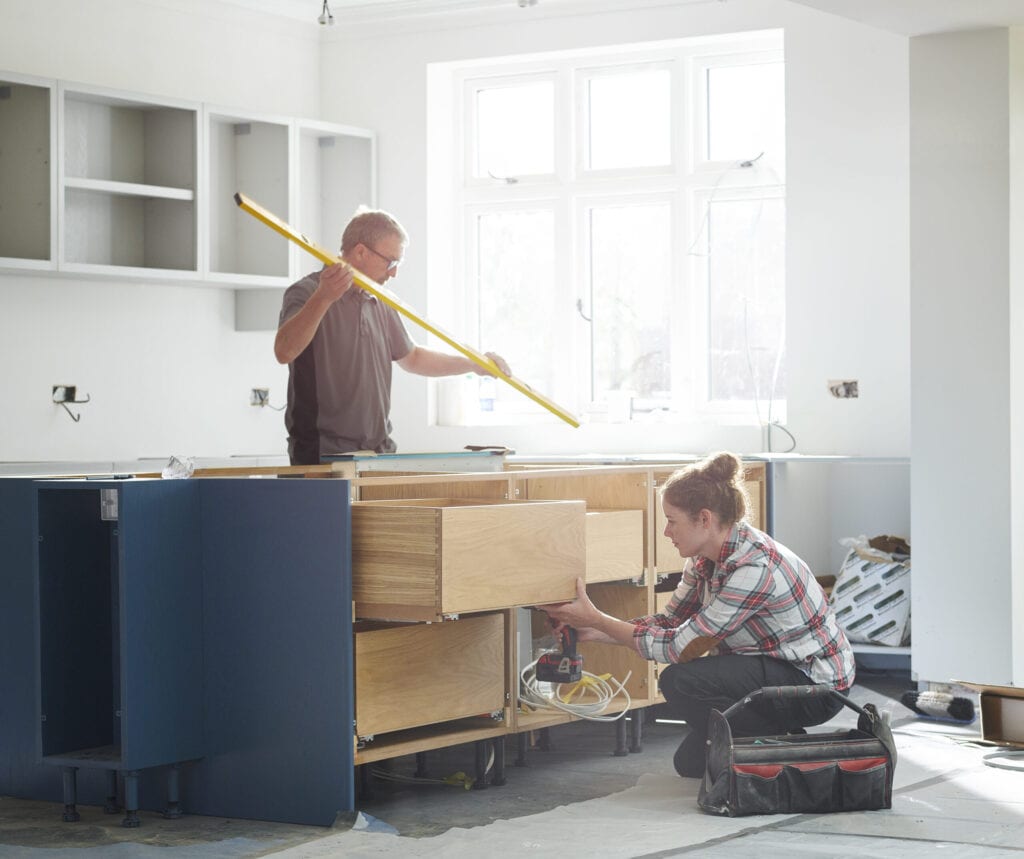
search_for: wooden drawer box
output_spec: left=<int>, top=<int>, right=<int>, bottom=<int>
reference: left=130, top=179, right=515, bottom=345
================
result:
left=352, top=498, right=585, bottom=621
left=356, top=613, right=506, bottom=738
left=586, top=509, right=644, bottom=584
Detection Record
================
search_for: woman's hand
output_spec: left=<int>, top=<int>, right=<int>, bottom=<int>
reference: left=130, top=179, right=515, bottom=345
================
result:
left=538, top=578, right=598, bottom=629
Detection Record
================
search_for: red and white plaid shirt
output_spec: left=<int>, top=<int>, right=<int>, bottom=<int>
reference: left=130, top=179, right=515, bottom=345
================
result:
left=632, top=521, right=855, bottom=690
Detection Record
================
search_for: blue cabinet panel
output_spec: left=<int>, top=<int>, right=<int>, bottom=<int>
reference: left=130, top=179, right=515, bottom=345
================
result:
left=194, top=478, right=353, bottom=825
left=0, top=476, right=354, bottom=825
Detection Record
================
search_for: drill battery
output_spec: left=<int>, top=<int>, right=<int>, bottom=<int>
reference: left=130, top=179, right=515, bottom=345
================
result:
left=535, top=626, right=583, bottom=684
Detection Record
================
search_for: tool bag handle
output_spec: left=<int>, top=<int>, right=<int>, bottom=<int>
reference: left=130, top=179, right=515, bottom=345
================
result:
left=721, top=684, right=865, bottom=721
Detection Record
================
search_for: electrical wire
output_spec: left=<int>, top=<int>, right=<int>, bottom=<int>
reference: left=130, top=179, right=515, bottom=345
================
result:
left=369, top=746, right=493, bottom=789
left=519, top=658, right=631, bottom=722
left=983, top=749, right=1024, bottom=772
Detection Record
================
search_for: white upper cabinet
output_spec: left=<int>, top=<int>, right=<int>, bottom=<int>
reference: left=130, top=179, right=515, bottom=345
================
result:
left=0, top=69, right=376, bottom=288
left=0, top=73, right=56, bottom=270
left=204, top=107, right=291, bottom=285
left=59, top=83, right=200, bottom=278
left=293, top=119, right=377, bottom=276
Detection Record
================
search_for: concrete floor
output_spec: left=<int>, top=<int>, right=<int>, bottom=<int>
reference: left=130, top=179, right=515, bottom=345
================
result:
left=3, top=671, right=1022, bottom=858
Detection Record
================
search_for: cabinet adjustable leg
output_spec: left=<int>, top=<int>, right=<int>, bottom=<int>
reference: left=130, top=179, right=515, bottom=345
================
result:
left=613, top=716, right=628, bottom=756
left=357, top=764, right=373, bottom=801
left=629, top=709, right=644, bottom=753
left=104, top=770, right=121, bottom=814
left=163, top=764, right=183, bottom=819
left=514, top=732, right=529, bottom=767
left=121, top=771, right=141, bottom=828
left=60, top=767, right=80, bottom=822
left=538, top=727, right=551, bottom=751
left=490, top=737, right=507, bottom=786
left=472, top=740, right=489, bottom=790
left=414, top=752, right=429, bottom=779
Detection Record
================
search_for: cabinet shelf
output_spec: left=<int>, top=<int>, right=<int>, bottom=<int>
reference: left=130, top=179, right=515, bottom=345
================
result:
left=42, top=745, right=122, bottom=770
left=64, top=176, right=194, bottom=201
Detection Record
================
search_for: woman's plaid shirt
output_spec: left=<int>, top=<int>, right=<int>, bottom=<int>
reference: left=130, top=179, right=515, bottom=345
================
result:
left=631, top=521, right=855, bottom=690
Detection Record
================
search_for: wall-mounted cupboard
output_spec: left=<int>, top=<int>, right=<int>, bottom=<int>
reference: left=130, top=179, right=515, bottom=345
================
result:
left=0, top=72, right=56, bottom=269
left=0, top=69, right=375, bottom=291
left=59, top=83, right=199, bottom=277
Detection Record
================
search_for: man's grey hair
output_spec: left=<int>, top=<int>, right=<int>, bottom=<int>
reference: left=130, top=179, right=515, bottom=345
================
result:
left=340, top=206, right=408, bottom=254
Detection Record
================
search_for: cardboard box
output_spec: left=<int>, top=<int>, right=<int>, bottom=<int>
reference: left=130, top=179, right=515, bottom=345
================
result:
left=956, top=682, right=1024, bottom=748
left=830, top=550, right=911, bottom=646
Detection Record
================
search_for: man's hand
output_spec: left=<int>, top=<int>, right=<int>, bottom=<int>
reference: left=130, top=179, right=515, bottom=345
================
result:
left=472, top=351, right=511, bottom=377
left=315, top=262, right=355, bottom=303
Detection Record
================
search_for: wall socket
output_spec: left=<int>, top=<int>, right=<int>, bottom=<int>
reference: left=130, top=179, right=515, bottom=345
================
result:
left=250, top=387, right=270, bottom=407
left=828, top=379, right=859, bottom=399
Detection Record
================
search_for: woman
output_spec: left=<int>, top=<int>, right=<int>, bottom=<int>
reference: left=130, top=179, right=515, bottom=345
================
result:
left=541, top=451, right=855, bottom=778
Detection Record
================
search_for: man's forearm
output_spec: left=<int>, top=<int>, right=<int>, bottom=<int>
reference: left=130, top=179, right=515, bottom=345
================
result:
left=400, top=347, right=475, bottom=377
left=274, top=294, right=333, bottom=364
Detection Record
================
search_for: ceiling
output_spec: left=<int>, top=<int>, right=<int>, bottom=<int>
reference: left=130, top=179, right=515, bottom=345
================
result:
left=788, top=0, right=1024, bottom=37
left=233, top=0, right=1024, bottom=35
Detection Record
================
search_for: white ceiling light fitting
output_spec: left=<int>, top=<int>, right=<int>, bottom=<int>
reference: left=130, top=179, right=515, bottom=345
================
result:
left=317, top=0, right=335, bottom=25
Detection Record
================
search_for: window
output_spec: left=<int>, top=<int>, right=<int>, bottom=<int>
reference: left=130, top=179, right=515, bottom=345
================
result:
left=437, top=33, right=784, bottom=425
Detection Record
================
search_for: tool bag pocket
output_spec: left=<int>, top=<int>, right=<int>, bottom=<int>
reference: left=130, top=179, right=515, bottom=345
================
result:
left=698, top=685, right=896, bottom=817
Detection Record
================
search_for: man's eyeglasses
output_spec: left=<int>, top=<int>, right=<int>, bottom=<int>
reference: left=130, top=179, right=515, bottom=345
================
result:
left=363, top=243, right=403, bottom=272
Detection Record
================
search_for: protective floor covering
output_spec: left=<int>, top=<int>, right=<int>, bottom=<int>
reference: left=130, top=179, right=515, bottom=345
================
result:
left=273, top=732, right=1024, bottom=858
left=3, top=680, right=1023, bottom=858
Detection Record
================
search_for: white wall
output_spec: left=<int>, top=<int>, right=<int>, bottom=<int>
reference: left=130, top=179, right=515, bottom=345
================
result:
left=318, top=0, right=910, bottom=457
left=0, top=0, right=318, bottom=461
left=909, top=29, right=1015, bottom=685
left=0, top=0, right=910, bottom=463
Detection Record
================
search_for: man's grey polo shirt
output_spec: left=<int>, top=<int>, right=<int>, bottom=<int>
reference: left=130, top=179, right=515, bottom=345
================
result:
left=280, top=270, right=414, bottom=464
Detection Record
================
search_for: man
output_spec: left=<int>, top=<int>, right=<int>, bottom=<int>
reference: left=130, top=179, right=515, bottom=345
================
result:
left=275, top=207, right=509, bottom=465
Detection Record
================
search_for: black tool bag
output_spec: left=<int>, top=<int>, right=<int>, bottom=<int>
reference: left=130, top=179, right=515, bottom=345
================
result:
left=698, top=685, right=897, bottom=816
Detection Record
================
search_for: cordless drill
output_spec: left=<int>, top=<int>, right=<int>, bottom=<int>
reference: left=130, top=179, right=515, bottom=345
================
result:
left=535, top=625, right=583, bottom=684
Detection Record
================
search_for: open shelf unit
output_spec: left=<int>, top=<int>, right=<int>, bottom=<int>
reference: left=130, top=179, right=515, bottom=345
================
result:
left=0, top=67, right=376, bottom=292
left=0, top=72, right=56, bottom=269
left=58, top=83, right=199, bottom=277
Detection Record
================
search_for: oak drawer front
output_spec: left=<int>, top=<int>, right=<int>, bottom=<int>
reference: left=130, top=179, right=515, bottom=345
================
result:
left=352, top=498, right=584, bottom=620
left=355, top=613, right=505, bottom=736
left=585, top=509, right=644, bottom=584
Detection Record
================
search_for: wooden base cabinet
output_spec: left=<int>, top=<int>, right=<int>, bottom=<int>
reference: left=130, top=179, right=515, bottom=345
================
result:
left=351, top=498, right=584, bottom=621
left=355, top=613, right=507, bottom=740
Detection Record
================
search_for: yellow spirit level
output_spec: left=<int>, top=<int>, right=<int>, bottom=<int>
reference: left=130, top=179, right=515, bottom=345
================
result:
left=235, top=192, right=579, bottom=428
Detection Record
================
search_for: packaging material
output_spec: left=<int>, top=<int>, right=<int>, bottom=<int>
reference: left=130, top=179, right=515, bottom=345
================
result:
left=955, top=681, right=1024, bottom=748
left=830, top=535, right=911, bottom=647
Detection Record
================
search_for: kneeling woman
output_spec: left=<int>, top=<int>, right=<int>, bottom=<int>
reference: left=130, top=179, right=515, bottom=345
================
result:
left=541, top=451, right=855, bottom=778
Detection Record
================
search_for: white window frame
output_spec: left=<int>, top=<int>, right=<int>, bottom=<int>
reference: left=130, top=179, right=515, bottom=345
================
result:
left=438, top=33, right=784, bottom=427
left=574, top=59, right=679, bottom=181
left=687, top=183, right=787, bottom=420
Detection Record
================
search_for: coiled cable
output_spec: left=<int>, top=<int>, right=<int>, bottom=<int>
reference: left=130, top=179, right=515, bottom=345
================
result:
left=519, top=658, right=632, bottom=722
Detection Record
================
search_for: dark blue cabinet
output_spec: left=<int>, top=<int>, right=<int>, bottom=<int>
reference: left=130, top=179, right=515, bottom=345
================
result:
left=3, top=476, right=353, bottom=826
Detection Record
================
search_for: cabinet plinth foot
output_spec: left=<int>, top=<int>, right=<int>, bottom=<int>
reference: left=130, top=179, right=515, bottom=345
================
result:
left=122, top=770, right=141, bottom=828
left=490, top=737, right=507, bottom=786
left=60, top=767, right=79, bottom=822
left=514, top=732, right=529, bottom=767
left=104, top=770, right=121, bottom=814
left=629, top=709, right=644, bottom=753
left=163, top=764, right=183, bottom=818
left=472, top=739, right=489, bottom=790
left=613, top=717, right=628, bottom=756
